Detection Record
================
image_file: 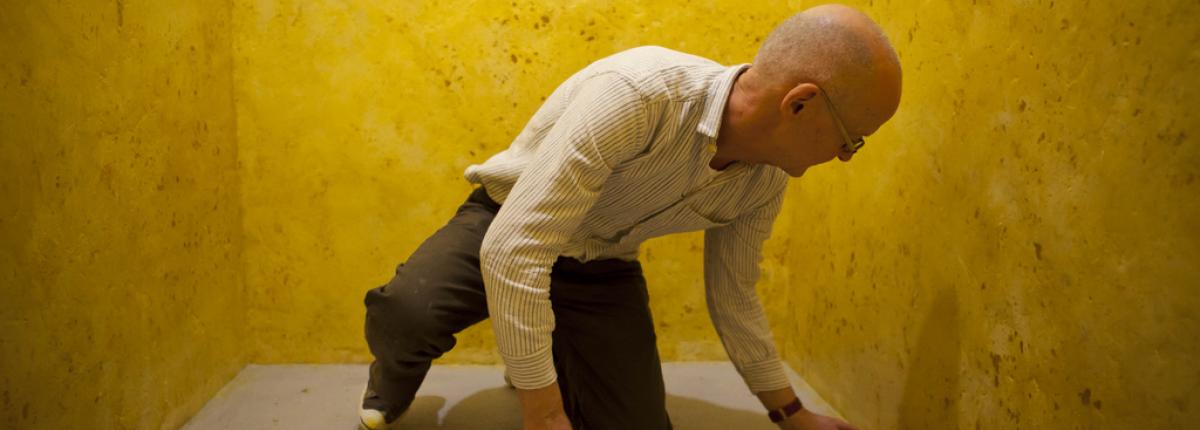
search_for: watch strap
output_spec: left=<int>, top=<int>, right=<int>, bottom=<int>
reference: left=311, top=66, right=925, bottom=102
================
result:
left=767, top=396, right=804, bottom=423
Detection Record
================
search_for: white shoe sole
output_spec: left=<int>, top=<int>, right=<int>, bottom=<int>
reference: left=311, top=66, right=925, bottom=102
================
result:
left=358, top=383, right=391, bottom=430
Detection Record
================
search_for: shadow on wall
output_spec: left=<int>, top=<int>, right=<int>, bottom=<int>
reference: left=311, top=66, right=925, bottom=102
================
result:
left=384, top=388, right=778, bottom=430
left=897, top=288, right=961, bottom=429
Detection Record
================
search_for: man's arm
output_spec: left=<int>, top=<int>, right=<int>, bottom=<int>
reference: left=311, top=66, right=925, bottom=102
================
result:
left=704, top=191, right=858, bottom=430
left=703, top=189, right=792, bottom=393
left=479, top=72, right=649, bottom=427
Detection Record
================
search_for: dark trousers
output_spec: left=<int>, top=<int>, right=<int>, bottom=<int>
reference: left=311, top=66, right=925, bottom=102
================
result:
left=363, top=186, right=673, bottom=430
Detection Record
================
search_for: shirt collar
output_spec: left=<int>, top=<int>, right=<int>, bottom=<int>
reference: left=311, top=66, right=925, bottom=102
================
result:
left=696, top=63, right=751, bottom=139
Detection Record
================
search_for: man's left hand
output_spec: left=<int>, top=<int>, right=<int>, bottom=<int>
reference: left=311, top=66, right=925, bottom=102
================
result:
left=776, top=408, right=859, bottom=430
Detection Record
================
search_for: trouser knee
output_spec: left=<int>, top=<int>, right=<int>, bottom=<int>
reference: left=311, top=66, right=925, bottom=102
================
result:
left=363, top=277, right=458, bottom=362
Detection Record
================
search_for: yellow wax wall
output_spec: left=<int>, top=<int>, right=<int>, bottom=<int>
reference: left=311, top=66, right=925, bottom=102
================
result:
left=4, top=0, right=1195, bottom=429
left=770, top=1, right=1199, bottom=429
left=0, top=1, right=246, bottom=429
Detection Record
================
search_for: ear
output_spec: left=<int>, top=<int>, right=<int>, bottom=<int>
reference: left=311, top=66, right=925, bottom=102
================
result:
left=781, top=83, right=820, bottom=116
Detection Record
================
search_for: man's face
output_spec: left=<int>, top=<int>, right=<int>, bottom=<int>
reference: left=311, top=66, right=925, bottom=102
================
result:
left=767, top=89, right=863, bottom=178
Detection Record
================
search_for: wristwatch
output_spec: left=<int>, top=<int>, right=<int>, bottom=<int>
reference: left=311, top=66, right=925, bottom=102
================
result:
left=768, top=397, right=804, bottom=423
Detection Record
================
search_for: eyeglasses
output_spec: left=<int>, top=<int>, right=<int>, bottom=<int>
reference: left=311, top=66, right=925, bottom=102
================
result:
left=818, top=87, right=865, bottom=155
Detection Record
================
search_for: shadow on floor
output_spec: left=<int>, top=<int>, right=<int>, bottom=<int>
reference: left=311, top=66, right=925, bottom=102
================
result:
left=377, top=388, right=777, bottom=430
left=180, top=363, right=833, bottom=429
left=665, top=394, right=778, bottom=430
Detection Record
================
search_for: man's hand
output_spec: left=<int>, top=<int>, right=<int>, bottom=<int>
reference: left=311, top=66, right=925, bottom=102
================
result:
left=515, top=382, right=573, bottom=430
left=757, top=387, right=858, bottom=430
left=777, top=408, right=858, bottom=430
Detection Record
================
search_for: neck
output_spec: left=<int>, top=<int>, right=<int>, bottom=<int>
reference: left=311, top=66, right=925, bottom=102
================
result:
left=712, top=67, right=764, bottom=169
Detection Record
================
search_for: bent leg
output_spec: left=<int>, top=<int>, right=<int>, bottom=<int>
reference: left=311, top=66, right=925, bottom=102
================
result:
left=362, top=187, right=499, bottom=413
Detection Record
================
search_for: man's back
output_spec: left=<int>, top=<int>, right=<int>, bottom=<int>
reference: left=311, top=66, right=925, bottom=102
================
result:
left=464, top=45, right=789, bottom=263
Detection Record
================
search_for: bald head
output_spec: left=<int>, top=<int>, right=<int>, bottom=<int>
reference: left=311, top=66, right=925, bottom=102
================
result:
left=753, top=4, right=902, bottom=130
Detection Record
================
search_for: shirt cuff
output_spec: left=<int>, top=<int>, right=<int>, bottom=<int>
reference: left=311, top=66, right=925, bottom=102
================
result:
left=738, top=358, right=792, bottom=394
left=501, top=344, right=558, bottom=390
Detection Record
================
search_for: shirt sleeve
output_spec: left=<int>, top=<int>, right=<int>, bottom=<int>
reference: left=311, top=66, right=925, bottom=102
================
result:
left=703, top=189, right=792, bottom=394
left=479, top=72, right=650, bottom=390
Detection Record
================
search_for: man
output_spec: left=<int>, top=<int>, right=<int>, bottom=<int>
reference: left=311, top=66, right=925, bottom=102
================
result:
left=361, top=4, right=901, bottom=430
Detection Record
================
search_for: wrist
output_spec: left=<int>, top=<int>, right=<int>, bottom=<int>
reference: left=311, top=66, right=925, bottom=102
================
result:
left=516, top=382, right=565, bottom=418
left=755, top=386, right=798, bottom=410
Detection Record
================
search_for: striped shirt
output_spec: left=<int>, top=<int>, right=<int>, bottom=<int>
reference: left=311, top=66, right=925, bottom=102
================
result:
left=464, top=46, right=791, bottom=394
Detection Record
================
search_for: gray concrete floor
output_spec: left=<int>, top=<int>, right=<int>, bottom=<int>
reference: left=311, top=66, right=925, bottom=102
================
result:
left=181, top=362, right=842, bottom=430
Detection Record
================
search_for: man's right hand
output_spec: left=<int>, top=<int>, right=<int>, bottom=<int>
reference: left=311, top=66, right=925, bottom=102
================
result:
left=516, top=382, right=573, bottom=430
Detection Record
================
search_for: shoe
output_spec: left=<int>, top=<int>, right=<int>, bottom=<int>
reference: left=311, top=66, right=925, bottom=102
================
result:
left=359, top=374, right=405, bottom=429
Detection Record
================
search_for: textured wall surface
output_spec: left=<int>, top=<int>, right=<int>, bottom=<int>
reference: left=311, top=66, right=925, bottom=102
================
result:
left=2, top=0, right=1194, bottom=429
left=226, top=0, right=1197, bottom=429
left=231, top=0, right=801, bottom=364
left=0, top=1, right=246, bottom=429
left=767, top=1, right=1200, bottom=429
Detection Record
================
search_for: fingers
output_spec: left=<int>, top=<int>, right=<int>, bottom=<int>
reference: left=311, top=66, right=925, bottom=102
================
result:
left=834, top=418, right=859, bottom=430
